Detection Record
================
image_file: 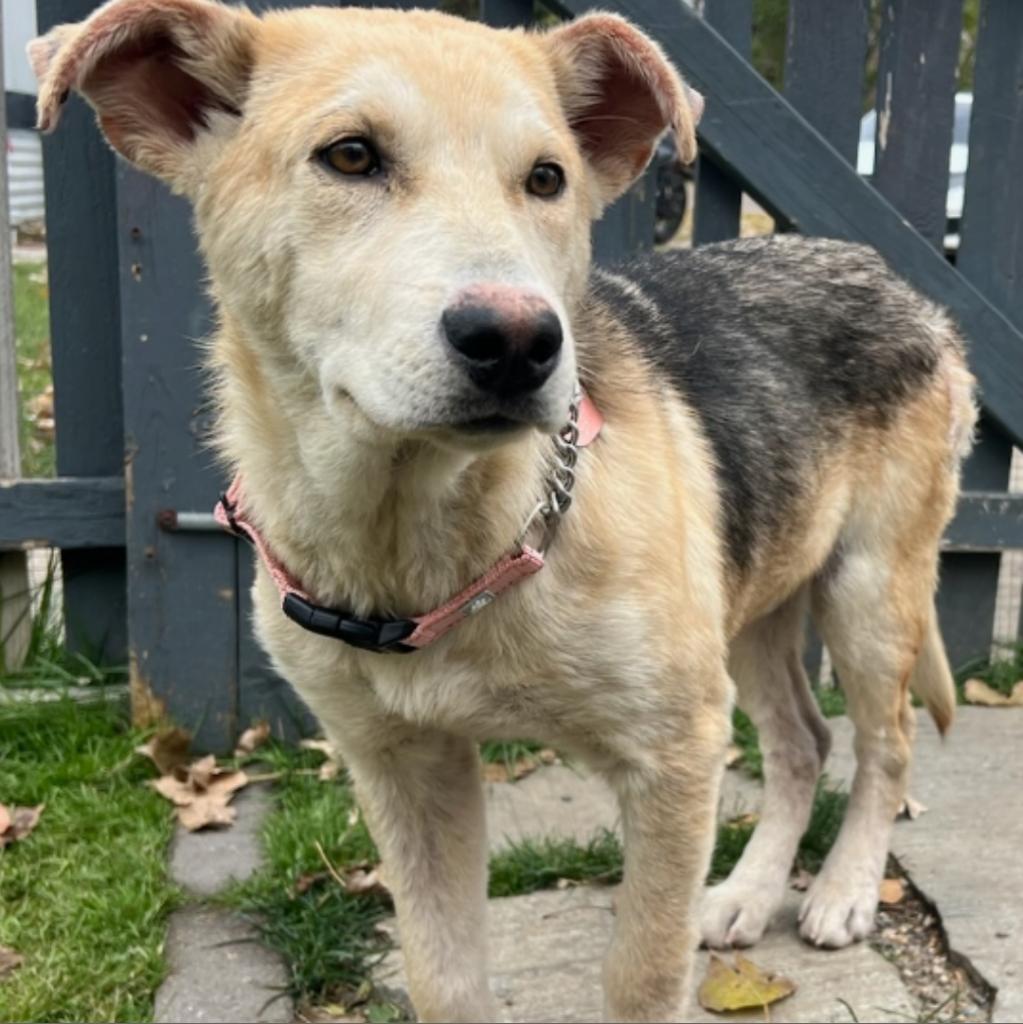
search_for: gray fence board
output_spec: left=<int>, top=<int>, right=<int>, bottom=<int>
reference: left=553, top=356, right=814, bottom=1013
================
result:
left=37, top=0, right=128, bottom=664
left=692, top=0, right=751, bottom=247
left=0, top=478, right=125, bottom=549
left=548, top=0, right=1023, bottom=449
left=784, top=0, right=869, bottom=166
left=873, top=0, right=963, bottom=250
left=479, top=0, right=534, bottom=25
left=118, top=169, right=239, bottom=751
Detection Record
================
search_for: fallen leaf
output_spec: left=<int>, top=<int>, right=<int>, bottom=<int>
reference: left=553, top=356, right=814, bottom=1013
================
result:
left=300, top=739, right=334, bottom=756
left=963, top=678, right=1023, bottom=707
left=698, top=954, right=796, bottom=1013
left=0, top=804, right=44, bottom=848
left=897, top=795, right=928, bottom=820
left=790, top=868, right=814, bottom=892
left=879, top=878, right=906, bottom=905
left=724, top=744, right=743, bottom=769
left=301, top=739, right=342, bottom=782
left=295, top=871, right=329, bottom=895
left=135, top=727, right=192, bottom=775
left=234, top=721, right=271, bottom=758
left=0, top=946, right=24, bottom=981
left=149, top=756, right=248, bottom=831
left=345, top=865, right=389, bottom=897
left=483, top=762, right=510, bottom=783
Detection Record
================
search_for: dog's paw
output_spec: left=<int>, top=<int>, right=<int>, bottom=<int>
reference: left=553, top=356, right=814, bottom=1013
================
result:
left=700, top=881, right=780, bottom=948
left=798, top=875, right=877, bottom=948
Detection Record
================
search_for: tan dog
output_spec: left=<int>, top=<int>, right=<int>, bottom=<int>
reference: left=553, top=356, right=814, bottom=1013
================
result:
left=32, top=3, right=976, bottom=1021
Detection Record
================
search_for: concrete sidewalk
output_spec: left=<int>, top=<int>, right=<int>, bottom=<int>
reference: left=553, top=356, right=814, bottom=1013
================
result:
left=378, top=707, right=1021, bottom=1022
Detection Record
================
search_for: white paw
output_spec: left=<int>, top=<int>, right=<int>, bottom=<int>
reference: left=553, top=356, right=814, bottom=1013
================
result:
left=798, top=874, right=878, bottom=948
left=701, top=880, right=782, bottom=948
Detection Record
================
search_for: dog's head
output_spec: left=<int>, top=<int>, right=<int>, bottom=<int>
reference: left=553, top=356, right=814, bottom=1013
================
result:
left=32, top=0, right=701, bottom=448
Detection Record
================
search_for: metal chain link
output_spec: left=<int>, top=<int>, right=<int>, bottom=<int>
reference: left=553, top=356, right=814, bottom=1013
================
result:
left=516, top=385, right=583, bottom=553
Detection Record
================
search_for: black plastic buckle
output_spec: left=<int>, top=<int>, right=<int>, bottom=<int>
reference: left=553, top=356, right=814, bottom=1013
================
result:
left=282, top=593, right=416, bottom=654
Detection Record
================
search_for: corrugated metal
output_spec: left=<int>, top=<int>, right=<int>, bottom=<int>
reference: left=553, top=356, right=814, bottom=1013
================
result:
left=6, top=129, right=45, bottom=226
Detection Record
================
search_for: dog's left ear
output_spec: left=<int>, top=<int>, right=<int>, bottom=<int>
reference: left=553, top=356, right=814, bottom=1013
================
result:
left=542, top=13, right=703, bottom=208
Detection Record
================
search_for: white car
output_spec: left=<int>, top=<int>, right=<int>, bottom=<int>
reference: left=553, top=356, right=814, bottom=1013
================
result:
left=858, top=92, right=971, bottom=255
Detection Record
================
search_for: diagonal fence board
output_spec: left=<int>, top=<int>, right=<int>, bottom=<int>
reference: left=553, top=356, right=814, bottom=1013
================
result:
left=549, top=0, right=1023, bottom=450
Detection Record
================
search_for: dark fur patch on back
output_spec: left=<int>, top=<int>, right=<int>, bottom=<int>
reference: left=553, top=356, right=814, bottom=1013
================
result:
left=586, top=236, right=946, bottom=570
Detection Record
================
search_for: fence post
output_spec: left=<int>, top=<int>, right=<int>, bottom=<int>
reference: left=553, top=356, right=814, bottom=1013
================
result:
left=0, top=22, right=32, bottom=671
left=37, top=0, right=128, bottom=666
left=945, top=0, right=1023, bottom=658
left=692, top=0, right=752, bottom=246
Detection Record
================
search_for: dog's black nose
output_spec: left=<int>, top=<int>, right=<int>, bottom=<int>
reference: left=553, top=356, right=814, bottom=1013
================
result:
left=442, top=293, right=563, bottom=397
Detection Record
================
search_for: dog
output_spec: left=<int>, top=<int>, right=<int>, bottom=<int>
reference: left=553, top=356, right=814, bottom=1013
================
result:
left=32, top=2, right=977, bottom=1020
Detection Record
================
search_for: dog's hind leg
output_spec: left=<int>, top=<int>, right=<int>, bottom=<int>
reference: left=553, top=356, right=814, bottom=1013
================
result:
left=702, top=589, right=830, bottom=948
left=799, top=551, right=944, bottom=948
left=338, top=725, right=495, bottom=1023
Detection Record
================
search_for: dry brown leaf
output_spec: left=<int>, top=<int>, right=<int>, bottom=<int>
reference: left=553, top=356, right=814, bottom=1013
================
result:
left=150, top=755, right=248, bottom=831
left=178, top=797, right=237, bottom=832
left=0, top=804, right=44, bottom=848
left=300, top=739, right=342, bottom=782
left=295, top=871, right=330, bottom=896
left=963, top=678, right=1023, bottom=708
left=483, top=762, right=510, bottom=783
left=790, top=868, right=814, bottom=892
left=300, top=739, right=334, bottom=756
left=344, top=865, right=389, bottom=897
left=897, top=795, right=928, bottom=820
left=234, top=721, right=271, bottom=758
left=135, top=727, right=192, bottom=775
left=0, top=946, right=24, bottom=981
left=879, top=878, right=906, bottom=905
left=697, top=953, right=796, bottom=1013
left=724, top=744, right=743, bottom=769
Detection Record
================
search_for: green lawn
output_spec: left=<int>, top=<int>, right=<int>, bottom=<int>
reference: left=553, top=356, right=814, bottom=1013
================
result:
left=12, top=260, right=55, bottom=479
left=0, top=698, right=179, bottom=1023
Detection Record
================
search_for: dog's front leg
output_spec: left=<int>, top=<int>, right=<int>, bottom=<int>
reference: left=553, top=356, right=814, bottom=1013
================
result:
left=604, top=699, right=731, bottom=1023
left=343, top=727, right=494, bottom=1023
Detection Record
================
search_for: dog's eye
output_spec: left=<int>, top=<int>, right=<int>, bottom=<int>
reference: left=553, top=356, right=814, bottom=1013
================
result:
left=527, top=162, right=565, bottom=199
left=320, top=137, right=381, bottom=177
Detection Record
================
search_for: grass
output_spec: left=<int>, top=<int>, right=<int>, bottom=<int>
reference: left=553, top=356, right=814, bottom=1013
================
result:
left=489, top=829, right=623, bottom=897
left=12, top=260, right=55, bottom=480
left=1, top=553, right=126, bottom=688
left=0, top=697, right=180, bottom=1024
left=223, top=744, right=391, bottom=1012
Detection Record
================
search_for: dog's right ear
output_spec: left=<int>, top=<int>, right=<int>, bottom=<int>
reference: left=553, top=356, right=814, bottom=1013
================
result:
left=29, top=0, right=258, bottom=192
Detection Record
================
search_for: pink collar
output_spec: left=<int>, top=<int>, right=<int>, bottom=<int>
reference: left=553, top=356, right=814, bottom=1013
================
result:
left=215, top=392, right=603, bottom=654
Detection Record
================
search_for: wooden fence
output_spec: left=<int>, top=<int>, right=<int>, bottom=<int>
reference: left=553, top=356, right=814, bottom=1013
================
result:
left=1, top=0, right=1021, bottom=751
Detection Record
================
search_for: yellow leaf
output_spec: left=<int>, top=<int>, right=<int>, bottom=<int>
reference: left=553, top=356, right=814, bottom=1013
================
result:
left=697, top=953, right=796, bottom=1013
left=963, top=678, right=1023, bottom=707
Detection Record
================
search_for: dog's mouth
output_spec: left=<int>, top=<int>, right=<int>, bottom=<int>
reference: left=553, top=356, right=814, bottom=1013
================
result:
left=452, top=414, right=525, bottom=434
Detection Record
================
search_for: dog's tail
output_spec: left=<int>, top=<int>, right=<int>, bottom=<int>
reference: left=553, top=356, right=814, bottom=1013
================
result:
left=908, top=610, right=957, bottom=736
